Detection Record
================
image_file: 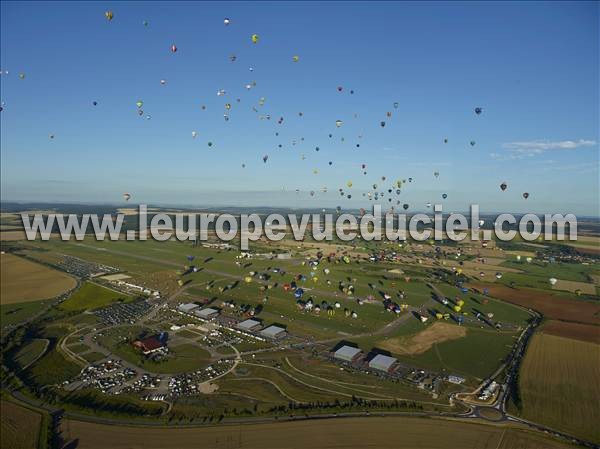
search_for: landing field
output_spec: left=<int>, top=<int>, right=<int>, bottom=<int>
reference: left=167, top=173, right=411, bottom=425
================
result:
left=518, top=332, right=600, bottom=443
left=59, top=417, right=576, bottom=449
left=0, top=253, right=76, bottom=304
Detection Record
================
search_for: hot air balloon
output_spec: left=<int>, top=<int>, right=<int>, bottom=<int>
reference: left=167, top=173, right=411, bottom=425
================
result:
left=292, top=55, right=299, bottom=62
left=171, top=44, right=177, bottom=53
left=393, top=102, right=399, bottom=109
left=105, top=10, right=114, bottom=21
left=337, top=86, right=343, bottom=92
left=335, top=119, right=343, bottom=128
left=380, top=121, right=386, bottom=127
left=403, top=203, right=409, bottom=210
left=442, top=193, right=448, bottom=199
left=191, top=131, right=197, bottom=138
left=444, top=138, right=448, bottom=144
left=549, top=278, right=557, bottom=286
left=470, top=141, right=476, bottom=146
left=475, top=107, right=483, bottom=115
left=522, top=192, right=529, bottom=199
left=136, top=100, right=143, bottom=108
left=263, top=155, right=269, bottom=163
left=207, top=141, right=213, bottom=147
left=224, top=18, right=231, bottom=25
left=434, top=171, right=440, bottom=178
left=251, top=34, right=259, bottom=44
left=347, top=181, right=353, bottom=188
left=500, top=182, right=507, bottom=191
left=123, top=193, right=131, bottom=201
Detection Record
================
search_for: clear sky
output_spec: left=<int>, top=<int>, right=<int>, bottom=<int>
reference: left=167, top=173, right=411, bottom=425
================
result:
left=1, top=1, right=598, bottom=215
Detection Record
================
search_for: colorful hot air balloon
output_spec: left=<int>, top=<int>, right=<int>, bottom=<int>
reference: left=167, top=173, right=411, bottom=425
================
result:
left=171, top=44, right=177, bottom=53
left=105, top=10, right=114, bottom=21
left=251, top=34, right=259, bottom=44
left=292, top=55, right=299, bottom=62
left=136, top=100, right=143, bottom=108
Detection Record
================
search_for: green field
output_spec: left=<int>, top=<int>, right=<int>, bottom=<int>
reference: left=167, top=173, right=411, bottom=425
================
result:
left=12, top=339, right=48, bottom=370
left=59, top=282, right=133, bottom=312
left=1, top=299, right=50, bottom=330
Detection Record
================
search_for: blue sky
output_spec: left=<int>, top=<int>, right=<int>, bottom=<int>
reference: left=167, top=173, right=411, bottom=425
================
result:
left=1, top=1, right=598, bottom=215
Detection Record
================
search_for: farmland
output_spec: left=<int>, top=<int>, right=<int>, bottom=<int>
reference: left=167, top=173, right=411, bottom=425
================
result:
left=468, top=283, right=600, bottom=325
left=0, top=253, right=76, bottom=304
left=59, top=416, right=576, bottom=449
left=0, top=401, right=43, bottom=449
left=517, top=332, right=600, bottom=443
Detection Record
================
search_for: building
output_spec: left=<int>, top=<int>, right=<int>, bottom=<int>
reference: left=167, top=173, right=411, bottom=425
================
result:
left=448, top=375, right=465, bottom=385
left=178, top=303, right=200, bottom=314
left=260, top=325, right=287, bottom=339
left=132, top=336, right=164, bottom=355
left=237, top=318, right=262, bottom=332
left=195, top=307, right=219, bottom=319
left=368, top=354, right=398, bottom=373
left=333, top=345, right=362, bottom=363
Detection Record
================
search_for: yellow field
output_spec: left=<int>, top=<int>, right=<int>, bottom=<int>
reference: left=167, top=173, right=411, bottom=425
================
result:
left=377, top=321, right=467, bottom=355
left=0, top=401, right=42, bottom=449
left=60, top=417, right=574, bottom=449
left=0, top=253, right=76, bottom=304
left=551, top=279, right=597, bottom=295
left=519, top=332, right=600, bottom=443
left=0, top=230, right=27, bottom=241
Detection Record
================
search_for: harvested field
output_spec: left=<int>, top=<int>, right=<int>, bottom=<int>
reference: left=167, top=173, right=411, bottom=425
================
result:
left=518, top=333, right=600, bottom=443
left=552, top=279, right=596, bottom=295
left=59, top=416, right=574, bottom=449
left=0, top=401, right=42, bottom=449
left=377, top=322, right=467, bottom=355
left=469, top=283, right=600, bottom=325
left=540, top=320, right=600, bottom=344
left=0, top=230, right=27, bottom=241
left=1, top=253, right=76, bottom=304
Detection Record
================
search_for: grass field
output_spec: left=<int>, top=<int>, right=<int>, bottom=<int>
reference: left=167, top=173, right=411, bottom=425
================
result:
left=396, top=328, right=518, bottom=381
left=59, top=282, right=133, bottom=312
left=0, top=400, right=42, bottom=449
left=0, top=299, right=50, bottom=330
left=518, top=332, right=600, bottom=443
left=12, top=338, right=48, bottom=370
left=0, top=253, right=76, bottom=304
left=59, top=416, right=576, bottom=449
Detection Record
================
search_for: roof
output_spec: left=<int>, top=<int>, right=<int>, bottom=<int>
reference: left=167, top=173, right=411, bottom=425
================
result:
left=178, top=303, right=199, bottom=313
left=260, top=325, right=286, bottom=338
left=195, top=307, right=219, bottom=318
left=136, top=336, right=163, bottom=352
left=333, top=345, right=362, bottom=361
left=237, top=318, right=262, bottom=330
left=368, top=354, right=397, bottom=371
